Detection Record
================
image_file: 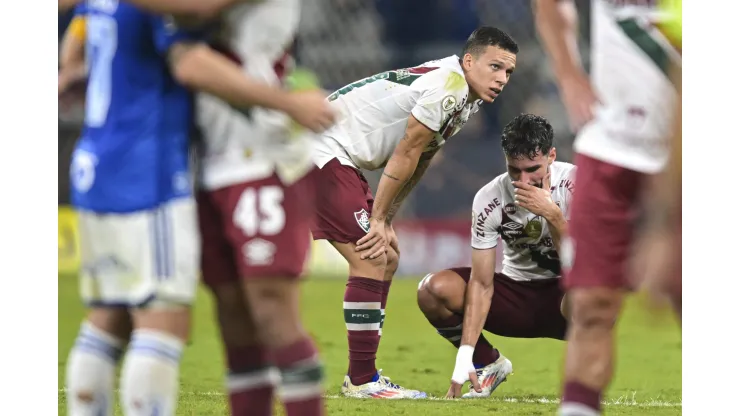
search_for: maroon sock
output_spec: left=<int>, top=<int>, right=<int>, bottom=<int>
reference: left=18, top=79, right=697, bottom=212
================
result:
left=344, top=276, right=385, bottom=385
left=226, top=345, right=275, bottom=416
left=430, top=315, right=500, bottom=367
left=562, top=381, right=602, bottom=414
left=379, top=280, right=392, bottom=337
left=274, top=337, right=325, bottom=416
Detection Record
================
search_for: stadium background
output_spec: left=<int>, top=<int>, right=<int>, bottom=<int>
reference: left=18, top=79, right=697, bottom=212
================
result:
left=57, top=0, right=591, bottom=277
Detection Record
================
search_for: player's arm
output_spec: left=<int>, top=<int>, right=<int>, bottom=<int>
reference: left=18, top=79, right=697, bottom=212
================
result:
left=448, top=191, right=501, bottom=396
left=460, top=247, right=496, bottom=348
left=532, top=0, right=583, bottom=81
left=372, top=116, right=437, bottom=224
left=384, top=148, right=438, bottom=224
left=59, top=11, right=87, bottom=95
left=544, top=203, right=568, bottom=253
left=154, top=18, right=334, bottom=133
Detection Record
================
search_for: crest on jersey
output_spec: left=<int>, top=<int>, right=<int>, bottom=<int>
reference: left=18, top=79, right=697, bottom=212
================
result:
left=354, top=209, right=371, bottom=233
left=524, top=217, right=543, bottom=239
left=442, top=95, right=457, bottom=112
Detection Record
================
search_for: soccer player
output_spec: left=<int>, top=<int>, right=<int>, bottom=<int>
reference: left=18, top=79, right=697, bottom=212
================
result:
left=311, top=26, right=519, bottom=398
left=632, top=0, right=682, bottom=322
left=533, top=1, right=681, bottom=415
left=416, top=114, right=576, bottom=398
left=61, top=2, right=333, bottom=416
left=195, top=1, right=326, bottom=415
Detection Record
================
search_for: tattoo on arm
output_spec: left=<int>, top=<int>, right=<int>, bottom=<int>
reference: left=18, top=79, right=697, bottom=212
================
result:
left=383, top=172, right=401, bottom=181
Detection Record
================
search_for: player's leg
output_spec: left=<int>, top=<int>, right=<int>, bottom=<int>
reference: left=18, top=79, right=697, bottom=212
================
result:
left=312, top=159, right=424, bottom=398
left=226, top=175, right=325, bottom=415
left=378, top=244, right=398, bottom=338
left=559, top=154, right=643, bottom=416
left=198, top=190, right=276, bottom=416
left=416, top=268, right=502, bottom=366
left=116, top=197, right=201, bottom=416
left=66, top=212, right=133, bottom=416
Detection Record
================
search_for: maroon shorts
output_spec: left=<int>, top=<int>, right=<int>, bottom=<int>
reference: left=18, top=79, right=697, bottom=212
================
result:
left=562, top=153, right=647, bottom=290
left=451, top=267, right=567, bottom=340
left=198, top=171, right=315, bottom=285
left=311, top=158, right=374, bottom=244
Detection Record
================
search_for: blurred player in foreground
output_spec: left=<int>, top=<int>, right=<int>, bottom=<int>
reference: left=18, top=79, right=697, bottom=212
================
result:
left=194, top=1, right=330, bottom=415
left=311, top=26, right=519, bottom=399
left=416, top=114, right=576, bottom=398
left=534, top=0, right=681, bottom=415
left=60, top=1, right=333, bottom=415
left=632, top=0, right=682, bottom=322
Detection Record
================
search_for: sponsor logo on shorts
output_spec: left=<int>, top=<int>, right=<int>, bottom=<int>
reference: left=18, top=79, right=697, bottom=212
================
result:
left=354, top=209, right=371, bottom=233
left=504, top=203, right=516, bottom=215
left=242, top=238, right=276, bottom=266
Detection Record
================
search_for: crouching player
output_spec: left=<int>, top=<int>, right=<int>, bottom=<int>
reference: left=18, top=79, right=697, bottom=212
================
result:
left=416, top=114, right=576, bottom=398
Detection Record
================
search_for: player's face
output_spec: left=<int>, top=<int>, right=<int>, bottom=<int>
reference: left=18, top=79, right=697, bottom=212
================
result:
left=463, top=46, right=517, bottom=103
left=505, top=148, right=556, bottom=187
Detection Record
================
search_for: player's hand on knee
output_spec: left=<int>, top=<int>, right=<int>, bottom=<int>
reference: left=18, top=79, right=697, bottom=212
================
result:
left=285, top=90, right=336, bottom=133
left=356, top=218, right=387, bottom=260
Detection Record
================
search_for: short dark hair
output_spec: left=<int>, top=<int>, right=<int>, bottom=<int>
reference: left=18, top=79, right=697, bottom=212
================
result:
left=501, top=114, right=554, bottom=160
left=462, top=26, right=519, bottom=57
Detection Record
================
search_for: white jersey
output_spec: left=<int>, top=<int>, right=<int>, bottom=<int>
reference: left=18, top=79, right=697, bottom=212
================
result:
left=575, top=0, right=681, bottom=174
left=196, top=0, right=314, bottom=190
left=471, top=162, right=577, bottom=281
left=314, top=55, right=481, bottom=170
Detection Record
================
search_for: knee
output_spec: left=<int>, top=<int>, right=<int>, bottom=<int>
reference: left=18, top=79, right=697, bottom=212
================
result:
left=385, top=248, right=400, bottom=277
left=417, top=270, right=455, bottom=307
left=569, top=289, right=623, bottom=331
left=87, top=308, right=132, bottom=341
left=348, top=250, right=388, bottom=279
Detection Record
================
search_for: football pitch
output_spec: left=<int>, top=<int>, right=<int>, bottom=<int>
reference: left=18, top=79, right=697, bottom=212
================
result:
left=58, top=275, right=682, bottom=415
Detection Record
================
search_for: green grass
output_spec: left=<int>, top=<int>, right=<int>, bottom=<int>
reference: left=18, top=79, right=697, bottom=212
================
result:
left=58, top=275, right=681, bottom=415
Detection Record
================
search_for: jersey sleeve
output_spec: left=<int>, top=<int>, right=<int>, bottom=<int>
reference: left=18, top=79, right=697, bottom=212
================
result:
left=410, top=69, right=469, bottom=132
left=556, top=165, right=577, bottom=221
left=150, top=15, right=205, bottom=55
left=471, top=184, right=502, bottom=250
left=66, top=3, right=88, bottom=41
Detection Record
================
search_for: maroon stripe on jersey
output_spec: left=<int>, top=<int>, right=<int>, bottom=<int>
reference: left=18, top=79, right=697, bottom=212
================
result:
left=208, top=42, right=294, bottom=82
left=408, top=66, right=439, bottom=74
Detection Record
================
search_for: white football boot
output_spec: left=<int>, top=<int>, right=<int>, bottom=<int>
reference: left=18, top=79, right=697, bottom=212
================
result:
left=341, top=369, right=428, bottom=399
left=462, top=355, right=513, bottom=398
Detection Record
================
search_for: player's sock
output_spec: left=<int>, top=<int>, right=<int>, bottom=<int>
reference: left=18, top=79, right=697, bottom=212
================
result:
left=120, top=329, right=184, bottom=416
left=344, top=276, right=384, bottom=385
left=226, top=345, right=278, bottom=416
left=559, top=381, right=602, bottom=416
left=66, top=322, right=125, bottom=416
left=431, top=315, right=500, bottom=367
left=275, top=336, right=325, bottom=416
left=379, top=280, right=392, bottom=337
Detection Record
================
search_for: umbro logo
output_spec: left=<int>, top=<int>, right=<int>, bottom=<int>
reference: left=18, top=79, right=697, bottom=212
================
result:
left=502, top=222, right=523, bottom=231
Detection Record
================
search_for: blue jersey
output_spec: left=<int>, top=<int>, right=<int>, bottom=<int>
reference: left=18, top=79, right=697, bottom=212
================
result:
left=70, top=0, right=199, bottom=213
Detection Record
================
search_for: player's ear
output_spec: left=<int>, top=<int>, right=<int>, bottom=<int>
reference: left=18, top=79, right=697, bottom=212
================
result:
left=548, top=147, right=557, bottom=163
left=462, top=53, right=474, bottom=70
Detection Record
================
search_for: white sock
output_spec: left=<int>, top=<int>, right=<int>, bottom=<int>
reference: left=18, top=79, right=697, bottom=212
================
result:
left=65, top=322, right=125, bottom=416
left=559, top=402, right=601, bottom=416
left=120, top=330, right=184, bottom=416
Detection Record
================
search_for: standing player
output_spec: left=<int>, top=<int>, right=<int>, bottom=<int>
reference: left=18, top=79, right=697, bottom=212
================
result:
left=534, top=1, right=681, bottom=415
left=61, top=2, right=333, bottom=416
left=415, top=114, right=576, bottom=399
left=311, top=26, right=519, bottom=398
left=195, top=1, right=327, bottom=415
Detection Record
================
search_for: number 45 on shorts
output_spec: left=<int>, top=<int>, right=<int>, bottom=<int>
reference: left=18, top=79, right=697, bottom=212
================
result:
left=233, top=186, right=286, bottom=237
